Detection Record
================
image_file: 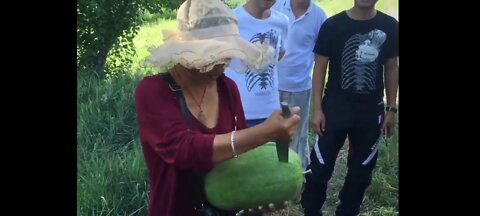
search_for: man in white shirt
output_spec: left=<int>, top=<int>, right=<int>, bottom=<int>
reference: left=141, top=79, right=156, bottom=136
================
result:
left=273, top=0, right=327, bottom=172
left=225, top=0, right=289, bottom=127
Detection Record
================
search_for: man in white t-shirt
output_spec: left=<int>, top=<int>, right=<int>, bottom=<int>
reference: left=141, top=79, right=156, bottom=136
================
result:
left=225, top=0, right=289, bottom=127
left=273, top=0, right=327, bottom=172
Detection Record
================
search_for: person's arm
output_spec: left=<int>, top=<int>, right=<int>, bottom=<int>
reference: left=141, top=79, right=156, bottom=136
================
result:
left=211, top=76, right=299, bottom=163
left=278, top=14, right=289, bottom=61
left=382, top=19, right=399, bottom=138
left=278, top=50, right=286, bottom=61
left=311, top=54, right=328, bottom=135
left=384, top=57, right=398, bottom=109
left=212, top=108, right=300, bottom=163
left=383, top=57, right=398, bottom=137
left=135, top=76, right=300, bottom=172
left=311, top=19, right=331, bottom=136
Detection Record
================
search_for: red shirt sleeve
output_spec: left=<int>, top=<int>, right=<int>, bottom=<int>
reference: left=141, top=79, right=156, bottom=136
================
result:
left=135, top=75, right=214, bottom=174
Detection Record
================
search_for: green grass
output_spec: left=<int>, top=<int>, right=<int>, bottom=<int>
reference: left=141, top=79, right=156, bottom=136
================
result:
left=78, top=1, right=398, bottom=215
left=314, top=0, right=398, bottom=18
left=77, top=72, right=150, bottom=215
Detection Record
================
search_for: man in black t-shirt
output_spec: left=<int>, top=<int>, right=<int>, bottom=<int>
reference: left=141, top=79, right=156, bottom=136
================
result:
left=301, top=0, right=398, bottom=215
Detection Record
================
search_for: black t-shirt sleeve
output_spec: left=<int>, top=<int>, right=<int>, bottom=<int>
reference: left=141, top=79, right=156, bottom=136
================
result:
left=384, top=19, right=399, bottom=59
left=313, top=19, right=332, bottom=57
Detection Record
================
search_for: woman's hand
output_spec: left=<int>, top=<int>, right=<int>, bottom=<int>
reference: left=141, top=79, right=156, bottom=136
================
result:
left=237, top=201, right=289, bottom=215
left=261, top=106, right=301, bottom=144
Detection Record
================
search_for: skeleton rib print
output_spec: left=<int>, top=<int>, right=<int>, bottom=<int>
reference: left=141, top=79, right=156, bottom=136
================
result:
left=340, top=29, right=386, bottom=94
left=245, top=29, right=278, bottom=92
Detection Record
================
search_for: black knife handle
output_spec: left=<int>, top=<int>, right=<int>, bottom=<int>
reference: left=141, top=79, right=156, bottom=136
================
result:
left=280, top=102, right=291, bottom=118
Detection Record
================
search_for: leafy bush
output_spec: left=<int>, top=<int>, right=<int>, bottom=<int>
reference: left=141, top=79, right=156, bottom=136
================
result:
left=77, top=0, right=182, bottom=77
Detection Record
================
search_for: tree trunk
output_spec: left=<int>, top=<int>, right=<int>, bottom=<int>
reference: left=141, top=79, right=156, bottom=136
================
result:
left=93, top=40, right=115, bottom=77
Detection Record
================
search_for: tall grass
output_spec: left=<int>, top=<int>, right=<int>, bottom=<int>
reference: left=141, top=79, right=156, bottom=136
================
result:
left=77, top=72, right=150, bottom=216
left=360, top=125, right=399, bottom=215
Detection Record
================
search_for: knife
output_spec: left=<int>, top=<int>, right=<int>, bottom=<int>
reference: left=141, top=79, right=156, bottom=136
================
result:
left=276, top=102, right=291, bottom=163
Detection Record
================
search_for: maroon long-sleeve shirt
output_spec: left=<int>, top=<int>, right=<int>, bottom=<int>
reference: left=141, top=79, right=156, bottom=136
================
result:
left=135, top=73, right=247, bottom=216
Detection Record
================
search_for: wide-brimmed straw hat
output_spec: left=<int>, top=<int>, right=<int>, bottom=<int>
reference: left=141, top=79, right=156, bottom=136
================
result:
left=143, top=0, right=275, bottom=73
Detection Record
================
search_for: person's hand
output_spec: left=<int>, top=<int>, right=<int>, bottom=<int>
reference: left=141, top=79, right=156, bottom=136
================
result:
left=311, top=109, right=326, bottom=136
left=382, top=112, right=395, bottom=138
left=262, top=107, right=301, bottom=144
left=237, top=201, right=288, bottom=215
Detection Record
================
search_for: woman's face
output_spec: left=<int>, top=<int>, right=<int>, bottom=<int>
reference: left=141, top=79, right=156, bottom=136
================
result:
left=191, top=64, right=227, bottom=84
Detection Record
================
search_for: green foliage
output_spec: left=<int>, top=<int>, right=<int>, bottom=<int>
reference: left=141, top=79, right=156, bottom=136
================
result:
left=77, top=72, right=141, bottom=151
left=142, top=8, right=177, bottom=24
left=77, top=71, right=150, bottom=215
left=77, top=0, right=181, bottom=77
left=131, top=19, right=176, bottom=73
left=364, top=136, right=398, bottom=214
left=77, top=139, right=149, bottom=215
left=361, top=207, right=398, bottom=216
left=224, top=0, right=245, bottom=8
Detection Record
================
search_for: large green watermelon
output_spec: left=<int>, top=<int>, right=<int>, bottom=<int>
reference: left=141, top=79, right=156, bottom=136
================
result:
left=204, top=142, right=303, bottom=210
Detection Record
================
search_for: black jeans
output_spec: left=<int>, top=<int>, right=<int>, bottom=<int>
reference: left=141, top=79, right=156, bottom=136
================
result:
left=301, top=95, right=385, bottom=216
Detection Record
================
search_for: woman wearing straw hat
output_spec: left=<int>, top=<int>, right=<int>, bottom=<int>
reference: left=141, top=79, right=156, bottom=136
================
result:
left=135, top=0, right=300, bottom=215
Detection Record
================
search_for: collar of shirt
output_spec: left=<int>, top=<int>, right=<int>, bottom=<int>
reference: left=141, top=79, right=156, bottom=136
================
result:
left=282, top=0, right=314, bottom=20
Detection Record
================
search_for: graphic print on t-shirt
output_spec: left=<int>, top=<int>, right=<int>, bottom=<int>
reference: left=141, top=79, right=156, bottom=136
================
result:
left=341, top=29, right=386, bottom=94
left=245, top=29, right=278, bottom=92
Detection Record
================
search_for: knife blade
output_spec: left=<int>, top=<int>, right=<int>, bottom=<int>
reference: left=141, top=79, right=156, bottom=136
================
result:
left=276, top=102, right=291, bottom=163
